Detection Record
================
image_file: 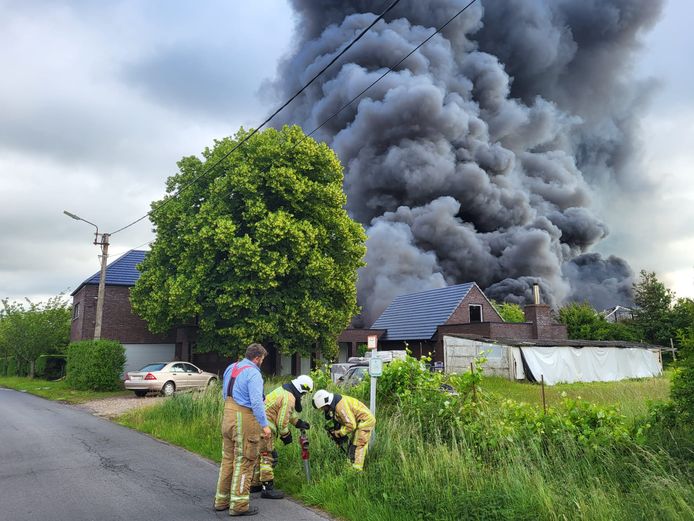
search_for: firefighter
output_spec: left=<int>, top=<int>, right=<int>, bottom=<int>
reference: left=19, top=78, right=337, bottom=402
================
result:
left=312, top=390, right=375, bottom=471
left=214, top=343, right=272, bottom=517
left=250, top=374, right=313, bottom=498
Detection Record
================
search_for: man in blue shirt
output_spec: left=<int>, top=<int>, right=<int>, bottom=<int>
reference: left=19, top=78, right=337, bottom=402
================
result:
left=214, top=343, right=272, bottom=517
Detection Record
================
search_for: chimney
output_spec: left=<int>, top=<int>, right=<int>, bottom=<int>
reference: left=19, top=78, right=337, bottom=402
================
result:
left=524, top=282, right=553, bottom=339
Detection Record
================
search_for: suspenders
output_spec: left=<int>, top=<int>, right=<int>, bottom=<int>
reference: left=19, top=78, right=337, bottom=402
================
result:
left=226, top=362, right=253, bottom=398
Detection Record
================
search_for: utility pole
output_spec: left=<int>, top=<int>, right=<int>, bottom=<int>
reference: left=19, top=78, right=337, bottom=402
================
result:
left=93, top=233, right=110, bottom=340
left=64, top=211, right=110, bottom=340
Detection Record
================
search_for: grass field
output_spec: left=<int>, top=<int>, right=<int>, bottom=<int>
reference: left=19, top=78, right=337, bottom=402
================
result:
left=0, top=376, right=129, bottom=403
left=483, top=371, right=671, bottom=418
left=117, top=373, right=693, bottom=521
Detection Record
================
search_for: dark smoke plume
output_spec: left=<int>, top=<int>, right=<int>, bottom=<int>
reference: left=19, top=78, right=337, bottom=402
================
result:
left=272, top=0, right=662, bottom=324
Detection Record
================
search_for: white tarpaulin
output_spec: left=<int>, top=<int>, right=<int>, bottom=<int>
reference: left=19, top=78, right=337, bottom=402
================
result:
left=518, top=346, right=662, bottom=385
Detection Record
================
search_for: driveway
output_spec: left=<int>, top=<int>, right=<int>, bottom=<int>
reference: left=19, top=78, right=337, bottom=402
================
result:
left=0, top=388, right=330, bottom=521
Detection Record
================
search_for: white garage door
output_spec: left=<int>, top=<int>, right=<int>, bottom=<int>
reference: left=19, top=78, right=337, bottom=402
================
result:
left=123, top=344, right=176, bottom=374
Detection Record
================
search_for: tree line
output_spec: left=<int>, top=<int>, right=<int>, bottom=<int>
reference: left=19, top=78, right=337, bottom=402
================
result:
left=0, top=296, right=71, bottom=378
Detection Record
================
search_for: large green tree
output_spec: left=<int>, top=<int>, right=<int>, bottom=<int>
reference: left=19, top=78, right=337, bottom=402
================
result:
left=0, top=296, right=71, bottom=377
left=131, top=126, right=366, bottom=357
left=632, top=270, right=675, bottom=346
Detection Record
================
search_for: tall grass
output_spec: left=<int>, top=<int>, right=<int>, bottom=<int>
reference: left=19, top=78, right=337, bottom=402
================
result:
left=118, top=380, right=693, bottom=521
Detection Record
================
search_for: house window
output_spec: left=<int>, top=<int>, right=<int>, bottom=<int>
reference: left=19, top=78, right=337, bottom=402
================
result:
left=72, top=302, right=80, bottom=321
left=469, top=304, right=482, bottom=323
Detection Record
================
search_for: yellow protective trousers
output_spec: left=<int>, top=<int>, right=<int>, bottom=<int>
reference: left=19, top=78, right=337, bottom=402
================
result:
left=214, top=398, right=261, bottom=514
left=251, top=434, right=275, bottom=485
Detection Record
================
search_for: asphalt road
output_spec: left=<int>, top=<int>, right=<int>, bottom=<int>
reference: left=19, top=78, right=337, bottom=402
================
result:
left=0, top=388, right=329, bottom=521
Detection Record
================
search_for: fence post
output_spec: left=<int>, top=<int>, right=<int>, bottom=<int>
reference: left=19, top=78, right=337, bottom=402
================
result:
left=541, top=374, right=547, bottom=414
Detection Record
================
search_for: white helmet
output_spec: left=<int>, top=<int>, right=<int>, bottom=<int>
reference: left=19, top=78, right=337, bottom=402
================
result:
left=312, top=389, right=334, bottom=409
left=292, top=375, right=314, bottom=394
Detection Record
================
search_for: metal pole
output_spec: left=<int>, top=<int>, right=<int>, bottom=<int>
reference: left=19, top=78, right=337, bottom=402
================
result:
left=94, top=233, right=110, bottom=340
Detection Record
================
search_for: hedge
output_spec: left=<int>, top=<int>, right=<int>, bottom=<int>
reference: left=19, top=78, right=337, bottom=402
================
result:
left=35, top=355, right=67, bottom=380
left=66, top=340, right=126, bottom=391
left=0, top=357, right=29, bottom=377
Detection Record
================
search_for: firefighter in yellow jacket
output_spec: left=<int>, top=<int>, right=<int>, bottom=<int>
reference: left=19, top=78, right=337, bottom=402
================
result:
left=313, top=390, right=376, bottom=471
left=250, top=375, right=313, bottom=499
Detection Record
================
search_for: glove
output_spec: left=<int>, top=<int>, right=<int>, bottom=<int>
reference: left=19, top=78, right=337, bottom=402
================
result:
left=271, top=449, right=279, bottom=468
left=331, top=430, right=348, bottom=445
left=280, top=432, right=293, bottom=445
left=295, top=419, right=310, bottom=430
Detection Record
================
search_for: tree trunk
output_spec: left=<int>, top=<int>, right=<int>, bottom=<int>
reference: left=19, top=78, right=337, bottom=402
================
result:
left=29, top=359, right=35, bottom=379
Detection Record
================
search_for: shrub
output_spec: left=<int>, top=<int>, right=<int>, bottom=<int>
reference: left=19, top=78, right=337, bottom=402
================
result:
left=35, top=354, right=67, bottom=380
left=3, top=356, right=28, bottom=377
left=66, top=340, right=125, bottom=391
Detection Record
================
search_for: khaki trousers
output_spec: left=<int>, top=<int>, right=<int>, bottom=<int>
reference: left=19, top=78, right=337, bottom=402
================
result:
left=214, top=398, right=261, bottom=514
left=351, top=427, right=372, bottom=471
left=251, top=435, right=275, bottom=485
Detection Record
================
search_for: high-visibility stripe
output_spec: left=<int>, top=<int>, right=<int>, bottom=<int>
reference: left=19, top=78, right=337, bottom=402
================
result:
left=229, top=411, right=245, bottom=508
left=277, top=391, right=289, bottom=434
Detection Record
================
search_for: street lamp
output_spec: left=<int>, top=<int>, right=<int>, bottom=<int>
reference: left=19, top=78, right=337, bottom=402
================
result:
left=64, top=210, right=110, bottom=340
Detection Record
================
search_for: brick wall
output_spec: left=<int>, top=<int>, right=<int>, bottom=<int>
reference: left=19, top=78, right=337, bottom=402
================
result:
left=70, top=284, right=176, bottom=344
left=445, top=285, right=503, bottom=325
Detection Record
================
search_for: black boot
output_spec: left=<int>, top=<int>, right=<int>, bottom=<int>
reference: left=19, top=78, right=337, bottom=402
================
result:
left=249, top=484, right=262, bottom=493
left=260, top=480, right=284, bottom=499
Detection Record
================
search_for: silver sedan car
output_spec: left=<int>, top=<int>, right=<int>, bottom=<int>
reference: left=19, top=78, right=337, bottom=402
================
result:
left=124, top=361, right=218, bottom=397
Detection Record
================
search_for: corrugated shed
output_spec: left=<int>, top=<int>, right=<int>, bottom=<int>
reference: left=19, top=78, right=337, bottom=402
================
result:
left=71, top=250, right=147, bottom=295
left=372, top=282, right=474, bottom=340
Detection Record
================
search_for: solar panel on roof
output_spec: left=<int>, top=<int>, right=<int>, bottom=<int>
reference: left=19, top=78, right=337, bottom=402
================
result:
left=372, top=282, right=474, bottom=340
left=72, top=250, right=147, bottom=295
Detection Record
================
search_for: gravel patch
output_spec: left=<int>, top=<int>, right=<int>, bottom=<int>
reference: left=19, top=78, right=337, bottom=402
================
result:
left=78, top=394, right=166, bottom=418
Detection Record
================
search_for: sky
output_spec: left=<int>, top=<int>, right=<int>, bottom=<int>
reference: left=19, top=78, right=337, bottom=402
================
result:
left=0, top=0, right=692, bottom=305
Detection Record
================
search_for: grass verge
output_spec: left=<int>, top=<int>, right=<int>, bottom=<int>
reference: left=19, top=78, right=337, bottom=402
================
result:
left=483, top=371, right=671, bottom=418
left=118, top=376, right=693, bottom=521
left=0, top=376, right=129, bottom=403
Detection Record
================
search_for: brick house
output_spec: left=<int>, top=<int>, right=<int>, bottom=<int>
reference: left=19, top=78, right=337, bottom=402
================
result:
left=70, top=250, right=196, bottom=374
left=339, top=282, right=567, bottom=363
left=341, top=282, right=662, bottom=384
left=70, top=249, right=314, bottom=376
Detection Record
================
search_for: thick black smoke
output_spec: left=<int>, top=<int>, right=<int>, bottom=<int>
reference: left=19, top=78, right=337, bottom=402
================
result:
left=272, top=0, right=662, bottom=324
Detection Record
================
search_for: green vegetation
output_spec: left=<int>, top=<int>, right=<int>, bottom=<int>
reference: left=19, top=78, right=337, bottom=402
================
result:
left=0, top=376, right=129, bottom=403
left=491, top=300, right=525, bottom=323
left=131, top=125, right=366, bottom=358
left=0, top=295, right=71, bottom=377
left=66, top=340, right=126, bottom=391
left=558, top=302, right=640, bottom=341
left=482, top=373, right=670, bottom=418
left=118, top=356, right=691, bottom=521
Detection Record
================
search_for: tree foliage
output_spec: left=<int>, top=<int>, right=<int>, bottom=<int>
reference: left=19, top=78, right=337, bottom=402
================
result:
left=632, top=270, right=675, bottom=346
left=558, top=302, right=640, bottom=341
left=0, top=296, right=71, bottom=377
left=491, top=301, right=525, bottom=323
left=131, top=126, right=366, bottom=357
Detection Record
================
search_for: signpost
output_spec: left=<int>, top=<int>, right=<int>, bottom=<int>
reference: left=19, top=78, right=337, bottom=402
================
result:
left=367, top=335, right=379, bottom=444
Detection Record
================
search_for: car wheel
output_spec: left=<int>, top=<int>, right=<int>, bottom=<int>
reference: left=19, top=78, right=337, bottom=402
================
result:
left=207, top=377, right=218, bottom=387
left=161, top=381, right=175, bottom=397
left=134, top=390, right=148, bottom=397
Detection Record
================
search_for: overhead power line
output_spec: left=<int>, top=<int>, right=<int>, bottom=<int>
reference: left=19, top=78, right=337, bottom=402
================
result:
left=109, top=0, right=403, bottom=236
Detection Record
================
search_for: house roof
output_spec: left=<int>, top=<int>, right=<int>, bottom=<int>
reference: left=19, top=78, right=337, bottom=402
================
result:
left=71, top=250, right=147, bottom=296
left=371, top=282, right=475, bottom=340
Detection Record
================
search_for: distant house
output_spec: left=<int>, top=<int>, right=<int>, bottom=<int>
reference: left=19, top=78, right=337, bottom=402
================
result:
left=70, top=249, right=314, bottom=376
left=341, top=282, right=662, bottom=385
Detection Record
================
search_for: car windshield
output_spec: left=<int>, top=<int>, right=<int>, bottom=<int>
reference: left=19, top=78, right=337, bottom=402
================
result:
left=138, top=363, right=166, bottom=372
